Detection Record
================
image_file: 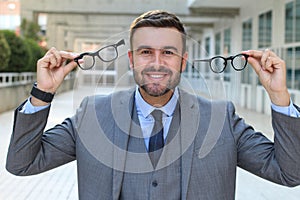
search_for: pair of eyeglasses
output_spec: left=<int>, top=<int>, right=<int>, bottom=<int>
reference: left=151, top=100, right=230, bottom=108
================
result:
left=192, top=53, right=249, bottom=73
left=74, top=39, right=125, bottom=70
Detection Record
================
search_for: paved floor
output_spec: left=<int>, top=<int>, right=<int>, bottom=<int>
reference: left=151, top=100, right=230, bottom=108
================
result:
left=1, top=86, right=300, bottom=200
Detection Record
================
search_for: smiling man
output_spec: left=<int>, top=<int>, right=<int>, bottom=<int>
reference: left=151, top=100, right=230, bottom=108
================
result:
left=6, top=10, right=300, bottom=200
left=129, top=26, right=187, bottom=106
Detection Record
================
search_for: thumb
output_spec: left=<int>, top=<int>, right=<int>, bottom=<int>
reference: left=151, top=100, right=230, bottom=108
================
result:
left=63, top=60, right=78, bottom=77
left=247, top=56, right=262, bottom=75
left=59, top=51, right=79, bottom=77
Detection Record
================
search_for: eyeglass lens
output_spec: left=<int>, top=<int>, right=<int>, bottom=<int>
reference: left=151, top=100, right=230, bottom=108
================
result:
left=98, top=45, right=118, bottom=62
left=79, top=55, right=95, bottom=70
left=210, top=57, right=226, bottom=73
left=231, top=54, right=248, bottom=70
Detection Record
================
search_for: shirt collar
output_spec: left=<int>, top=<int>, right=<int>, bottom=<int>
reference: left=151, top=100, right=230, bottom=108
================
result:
left=135, top=86, right=179, bottom=118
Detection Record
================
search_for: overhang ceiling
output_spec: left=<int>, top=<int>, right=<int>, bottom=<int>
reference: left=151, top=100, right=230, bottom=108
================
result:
left=184, top=0, right=245, bottom=33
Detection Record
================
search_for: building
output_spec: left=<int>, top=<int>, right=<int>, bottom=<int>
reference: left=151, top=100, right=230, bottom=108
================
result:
left=19, top=0, right=300, bottom=114
left=0, top=0, right=20, bottom=30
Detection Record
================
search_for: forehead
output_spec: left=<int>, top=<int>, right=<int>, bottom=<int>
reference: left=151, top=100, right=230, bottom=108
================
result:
left=131, top=27, right=183, bottom=50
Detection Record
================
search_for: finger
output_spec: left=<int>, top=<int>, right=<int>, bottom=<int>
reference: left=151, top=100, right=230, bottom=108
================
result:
left=242, top=50, right=263, bottom=59
left=59, top=51, right=79, bottom=60
left=44, top=47, right=56, bottom=56
left=263, top=50, right=282, bottom=72
left=242, top=50, right=263, bottom=74
left=261, top=49, right=275, bottom=69
left=49, top=53, right=60, bottom=69
left=42, top=48, right=62, bottom=69
left=264, top=56, right=274, bottom=73
left=38, top=54, right=57, bottom=69
left=63, top=61, right=78, bottom=77
left=50, top=48, right=63, bottom=67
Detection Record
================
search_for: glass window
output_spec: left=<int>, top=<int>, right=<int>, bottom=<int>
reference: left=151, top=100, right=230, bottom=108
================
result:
left=215, top=32, right=221, bottom=55
left=205, top=37, right=210, bottom=55
left=242, top=19, right=253, bottom=84
left=295, top=47, right=300, bottom=89
left=223, top=28, right=231, bottom=81
left=285, top=1, right=300, bottom=43
left=285, top=48, right=293, bottom=89
left=242, top=19, right=252, bottom=51
left=204, top=37, right=211, bottom=73
left=223, top=28, right=231, bottom=54
left=258, top=11, right=272, bottom=48
left=284, top=47, right=300, bottom=90
left=285, top=2, right=294, bottom=43
left=296, top=0, right=300, bottom=41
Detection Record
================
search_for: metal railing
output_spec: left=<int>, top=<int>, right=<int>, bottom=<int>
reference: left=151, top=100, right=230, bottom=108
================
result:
left=0, top=72, right=36, bottom=87
left=0, top=71, right=76, bottom=88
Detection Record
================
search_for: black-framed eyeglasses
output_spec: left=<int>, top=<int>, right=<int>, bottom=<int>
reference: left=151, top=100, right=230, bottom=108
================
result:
left=74, top=39, right=125, bottom=70
left=192, top=53, right=249, bottom=73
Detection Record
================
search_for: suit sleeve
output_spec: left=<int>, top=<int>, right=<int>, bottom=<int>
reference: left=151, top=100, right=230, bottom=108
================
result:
left=6, top=98, right=88, bottom=176
left=229, top=102, right=300, bottom=187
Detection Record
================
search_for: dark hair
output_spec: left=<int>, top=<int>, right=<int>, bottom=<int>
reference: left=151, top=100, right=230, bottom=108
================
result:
left=129, top=10, right=186, bottom=53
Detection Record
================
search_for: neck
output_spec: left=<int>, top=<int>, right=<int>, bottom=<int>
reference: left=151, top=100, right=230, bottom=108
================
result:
left=139, top=88, right=174, bottom=108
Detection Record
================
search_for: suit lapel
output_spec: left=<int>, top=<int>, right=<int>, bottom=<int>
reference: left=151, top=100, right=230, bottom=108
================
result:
left=179, top=90, right=200, bottom=200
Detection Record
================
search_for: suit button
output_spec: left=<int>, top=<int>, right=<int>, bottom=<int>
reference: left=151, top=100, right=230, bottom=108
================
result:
left=152, top=180, right=158, bottom=187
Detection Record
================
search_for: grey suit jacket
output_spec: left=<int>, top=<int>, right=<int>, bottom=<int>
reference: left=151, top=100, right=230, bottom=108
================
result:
left=6, top=88, right=300, bottom=199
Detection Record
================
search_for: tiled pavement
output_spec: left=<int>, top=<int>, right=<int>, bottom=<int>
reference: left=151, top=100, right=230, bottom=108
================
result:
left=1, top=87, right=300, bottom=200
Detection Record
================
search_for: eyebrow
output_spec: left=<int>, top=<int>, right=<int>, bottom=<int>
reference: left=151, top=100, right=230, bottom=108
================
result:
left=135, top=45, right=179, bottom=52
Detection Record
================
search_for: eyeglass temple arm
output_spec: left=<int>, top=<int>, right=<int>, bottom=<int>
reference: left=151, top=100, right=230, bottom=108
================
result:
left=116, top=39, right=125, bottom=47
left=193, top=58, right=211, bottom=62
left=192, top=58, right=211, bottom=66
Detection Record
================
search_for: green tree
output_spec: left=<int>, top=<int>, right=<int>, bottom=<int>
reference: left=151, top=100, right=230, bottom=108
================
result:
left=0, top=30, right=31, bottom=72
left=20, top=18, right=41, bottom=41
left=0, top=32, right=11, bottom=72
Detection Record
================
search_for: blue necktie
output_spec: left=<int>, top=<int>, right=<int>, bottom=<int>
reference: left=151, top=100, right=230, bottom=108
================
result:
left=149, top=109, right=164, bottom=167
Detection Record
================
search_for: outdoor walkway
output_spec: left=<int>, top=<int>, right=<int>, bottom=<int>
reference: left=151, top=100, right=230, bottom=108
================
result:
left=1, top=87, right=300, bottom=200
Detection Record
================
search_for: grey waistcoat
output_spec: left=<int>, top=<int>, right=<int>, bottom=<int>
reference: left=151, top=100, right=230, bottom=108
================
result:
left=120, top=102, right=182, bottom=200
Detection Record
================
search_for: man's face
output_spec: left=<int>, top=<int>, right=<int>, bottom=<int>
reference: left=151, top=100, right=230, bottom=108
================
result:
left=128, top=27, right=187, bottom=97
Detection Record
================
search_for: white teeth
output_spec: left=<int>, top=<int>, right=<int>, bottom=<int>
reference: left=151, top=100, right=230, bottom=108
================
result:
left=150, top=75, right=164, bottom=78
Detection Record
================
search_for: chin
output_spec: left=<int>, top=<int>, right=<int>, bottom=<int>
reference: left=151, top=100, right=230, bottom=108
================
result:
left=141, top=85, right=171, bottom=97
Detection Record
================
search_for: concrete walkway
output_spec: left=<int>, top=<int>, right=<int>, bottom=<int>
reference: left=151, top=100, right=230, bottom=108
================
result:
left=1, top=87, right=300, bottom=200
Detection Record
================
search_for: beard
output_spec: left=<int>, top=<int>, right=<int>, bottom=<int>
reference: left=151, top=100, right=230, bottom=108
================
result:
left=133, top=64, right=181, bottom=97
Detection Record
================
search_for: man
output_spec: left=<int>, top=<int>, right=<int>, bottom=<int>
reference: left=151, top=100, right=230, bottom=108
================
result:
left=6, top=10, right=300, bottom=199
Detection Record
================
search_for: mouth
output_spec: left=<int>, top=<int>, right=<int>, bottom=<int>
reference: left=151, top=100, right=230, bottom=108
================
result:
left=146, top=72, right=168, bottom=81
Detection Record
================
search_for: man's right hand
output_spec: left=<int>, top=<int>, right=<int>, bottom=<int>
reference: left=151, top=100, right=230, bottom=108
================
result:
left=31, top=47, right=78, bottom=106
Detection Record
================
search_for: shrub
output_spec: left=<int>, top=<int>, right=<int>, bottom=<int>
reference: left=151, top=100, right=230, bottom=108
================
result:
left=20, top=18, right=41, bottom=41
left=0, top=32, right=11, bottom=72
left=24, top=38, right=47, bottom=72
left=0, top=30, right=31, bottom=72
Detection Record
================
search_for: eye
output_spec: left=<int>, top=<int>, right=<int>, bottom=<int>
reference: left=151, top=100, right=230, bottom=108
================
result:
left=139, top=49, right=152, bottom=55
left=162, top=49, right=176, bottom=56
left=142, top=50, right=151, bottom=54
left=165, top=50, right=173, bottom=54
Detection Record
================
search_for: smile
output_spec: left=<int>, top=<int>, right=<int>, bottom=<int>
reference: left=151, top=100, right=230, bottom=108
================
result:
left=149, top=74, right=165, bottom=79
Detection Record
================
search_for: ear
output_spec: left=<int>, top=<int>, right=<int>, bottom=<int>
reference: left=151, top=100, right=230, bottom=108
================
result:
left=128, top=50, right=134, bottom=69
left=181, top=52, right=188, bottom=72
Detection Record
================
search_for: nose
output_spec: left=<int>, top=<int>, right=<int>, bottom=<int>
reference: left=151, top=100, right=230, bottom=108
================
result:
left=152, top=50, right=163, bottom=68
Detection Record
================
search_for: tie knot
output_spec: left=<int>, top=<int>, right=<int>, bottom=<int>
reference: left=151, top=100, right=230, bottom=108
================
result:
left=151, top=109, right=162, bottom=122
